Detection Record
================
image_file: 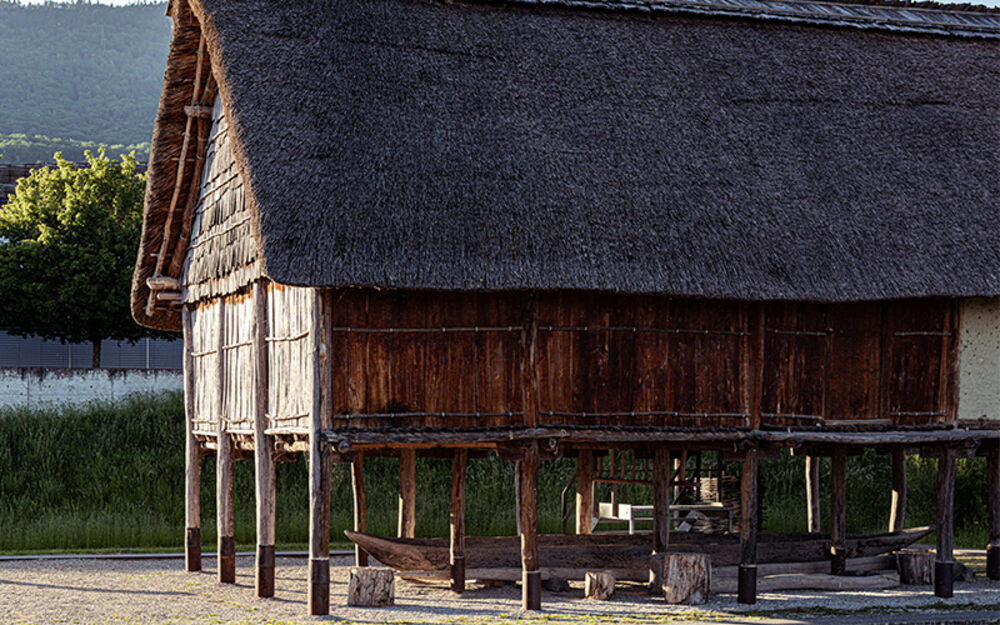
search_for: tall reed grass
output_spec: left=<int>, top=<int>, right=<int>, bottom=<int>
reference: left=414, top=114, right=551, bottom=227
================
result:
left=0, top=393, right=989, bottom=552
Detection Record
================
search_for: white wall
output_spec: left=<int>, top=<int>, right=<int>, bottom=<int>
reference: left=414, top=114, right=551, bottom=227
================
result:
left=0, top=367, right=182, bottom=409
left=959, top=298, right=1000, bottom=421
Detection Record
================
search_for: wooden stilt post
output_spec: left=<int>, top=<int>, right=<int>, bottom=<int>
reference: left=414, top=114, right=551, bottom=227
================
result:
left=308, top=290, right=332, bottom=616
left=252, top=283, right=275, bottom=597
left=738, top=446, right=759, bottom=605
left=182, top=308, right=201, bottom=572
left=450, top=448, right=467, bottom=593
left=216, top=301, right=235, bottom=585
left=988, top=441, right=1000, bottom=580
left=352, top=453, right=368, bottom=567
left=830, top=447, right=847, bottom=576
left=398, top=449, right=416, bottom=539
left=653, top=447, right=671, bottom=554
left=576, top=449, right=594, bottom=535
left=935, top=449, right=956, bottom=598
left=889, top=448, right=907, bottom=533
left=518, top=442, right=541, bottom=610
left=805, top=455, right=820, bottom=534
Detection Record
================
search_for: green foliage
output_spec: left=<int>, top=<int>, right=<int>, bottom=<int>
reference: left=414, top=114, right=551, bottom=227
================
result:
left=0, top=132, right=149, bottom=165
left=0, top=1, right=169, bottom=146
left=0, top=149, right=161, bottom=362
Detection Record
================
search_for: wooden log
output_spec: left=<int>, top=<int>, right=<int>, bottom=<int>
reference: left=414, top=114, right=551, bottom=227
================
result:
left=308, top=290, right=333, bottom=616
left=987, top=441, right=1000, bottom=580
left=830, top=447, right=847, bottom=576
left=662, top=552, right=711, bottom=605
left=585, top=571, right=615, bottom=600
left=738, top=447, right=758, bottom=604
left=352, top=453, right=368, bottom=567
left=653, top=447, right=671, bottom=554
left=252, top=282, right=276, bottom=598
left=398, top=449, right=416, bottom=539
left=216, top=299, right=235, bottom=585
left=713, top=572, right=899, bottom=594
left=897, top=548, right=934, bottom=585
left=935, top=449, right=956, bottom=598
left=576, top=449, right=594, bottom=535
left=890, top=448, right=907, bottom=533
left=450, top=449, right=467, bottom=594
left=806, top=455, right=821, bottom=534
left=182, top=308, right=201, bottom=572
left=518, top=442, right=541, bottom=611
left=347, top=568, right=395, bottom=607
left=716, top=554, right=895, bottom=578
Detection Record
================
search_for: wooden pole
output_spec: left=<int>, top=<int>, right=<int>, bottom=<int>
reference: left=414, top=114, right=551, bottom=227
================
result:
left=890, top=448, right=907, bottom=533
left=182, top=307, right=201, bottom=572
left=576, top=449, right=595, bottom=535
left=352, top=453, right=368, bottom=567
left=450, top=449, right=468, bottom=593
left=216, top=301, right=235, bottom=584
left=738, top=446, right=758, bottom=604
left=518, top=442, right=541, bottom=610
left=398, top=449, right=417, bottom=538
left=830, top=447, right=847, bottom=576
left=308, top=290, right=332, bottom=616
left=935, top=449, right=956, bottom=598
left=253, top=283, right=276, bottom=597
left=653, top=447, right=671, bottom=554
left=805, top=455, right=821, bottom=534
left=988, top=441, right=1000, bottom=580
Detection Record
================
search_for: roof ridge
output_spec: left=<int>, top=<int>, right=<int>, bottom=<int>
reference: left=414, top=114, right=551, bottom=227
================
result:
left=497, top=0, right=1000, bottom=37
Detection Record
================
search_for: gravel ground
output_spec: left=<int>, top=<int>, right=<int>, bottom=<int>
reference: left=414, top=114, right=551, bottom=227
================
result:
left=2, top=554, right=1000, bottom=625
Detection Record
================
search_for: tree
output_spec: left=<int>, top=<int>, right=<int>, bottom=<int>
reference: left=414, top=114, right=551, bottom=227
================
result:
left=0, top=149, right=165, bottom=367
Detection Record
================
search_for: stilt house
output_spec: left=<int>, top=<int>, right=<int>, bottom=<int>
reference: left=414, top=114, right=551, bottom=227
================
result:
left=133, top=0, right=1000, bottom=614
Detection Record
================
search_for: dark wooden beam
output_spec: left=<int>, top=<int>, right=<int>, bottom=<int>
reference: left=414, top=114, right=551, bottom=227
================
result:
left=935, top=449, right=956, bottom=598
left=450, top=449, right=468, bottom=593
left=308, top=289, right=333, bottom=616
left=738, top=446, right=759, bottom=604
left=253, top=282, right=276, bottom=597
left=830, top=447, right=847, bottom=576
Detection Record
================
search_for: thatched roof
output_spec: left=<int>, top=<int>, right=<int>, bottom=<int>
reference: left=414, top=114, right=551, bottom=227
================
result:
left=133, top=0, right=1000, bottom=330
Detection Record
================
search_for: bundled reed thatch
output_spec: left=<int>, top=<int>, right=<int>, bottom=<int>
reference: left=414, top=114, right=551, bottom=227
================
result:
left=133, top=0, right=1000, bottom=331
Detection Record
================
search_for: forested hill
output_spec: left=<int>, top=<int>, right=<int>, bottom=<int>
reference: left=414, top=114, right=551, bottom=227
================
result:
left=0, top=1, right=170, bottom=163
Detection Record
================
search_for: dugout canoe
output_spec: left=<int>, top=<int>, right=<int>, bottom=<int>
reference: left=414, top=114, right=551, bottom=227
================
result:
left=345, top=525, right=932, bottom=573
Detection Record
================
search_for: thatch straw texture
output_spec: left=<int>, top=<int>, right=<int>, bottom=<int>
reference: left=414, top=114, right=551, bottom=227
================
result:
left=133, top=0, right=1000, bottom=331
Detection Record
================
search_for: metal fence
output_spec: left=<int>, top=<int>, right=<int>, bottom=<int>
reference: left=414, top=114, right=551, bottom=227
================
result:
left=0, top=332, right=182, bottom=369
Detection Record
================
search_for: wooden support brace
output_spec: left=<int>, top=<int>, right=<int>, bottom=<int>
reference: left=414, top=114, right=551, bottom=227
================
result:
left=935, top=449, right=956, bottom=599
left=830, top=447, right=847, bottom=576
left=352, top=453, right=368, bottom=567
left=450, top=449, right=467, bottom=593
left=738, top=447, right=758, bottom=605
left=576, top=449, right=595, bottom=535
left=890, top=448, right=907, bottom=533
left=805, top=455, right=820, bottom=534
left=398, top=449, right=416, bottom=539
left=518, top=442, right=541, bottom=611
left=253, top=282, right=276, bottom=598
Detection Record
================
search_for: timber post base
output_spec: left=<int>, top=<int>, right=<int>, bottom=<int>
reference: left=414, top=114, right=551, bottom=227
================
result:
left=737, top=564, right=756, bottom=605
left=185, top=527, right=201, bottom=572
left=450, top=556, right=465, bottom=593
left=218, top=536, right=235, bottom=584
left=989, top=546, right=1000, bottom=581
left=308, top=557, right=330, bottom=615
left=256, top=544, right=275, bottom=598
left=934, top=560, right=954, bottom=598
left=522, top=570, right=541, bottom=610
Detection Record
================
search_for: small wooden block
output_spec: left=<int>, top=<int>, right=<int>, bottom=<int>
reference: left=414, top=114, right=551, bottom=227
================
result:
left=896, top=549, right=934, bottom=585
left=585, top=571, right=615, bottom=600
left=661, top=552, right=711, bottom=605
left=347, top=567, right=395, bottom=607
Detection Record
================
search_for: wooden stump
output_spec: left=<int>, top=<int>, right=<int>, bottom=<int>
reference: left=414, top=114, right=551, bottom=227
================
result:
left=347, top=568, right=395, bottom=607
left=661, top=552, right=711, bottom=605
left=897, top=549, right=934, bottom=585
left=585, top=571, right=615, bottom=601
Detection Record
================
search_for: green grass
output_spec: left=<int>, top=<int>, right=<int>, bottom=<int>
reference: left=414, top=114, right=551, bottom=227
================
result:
left=0, top=393, right=993, bottom=553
